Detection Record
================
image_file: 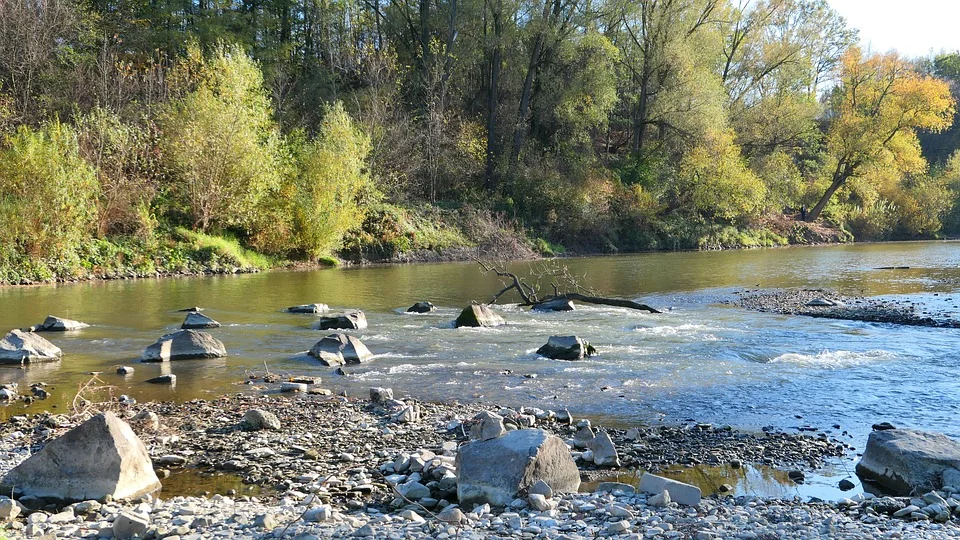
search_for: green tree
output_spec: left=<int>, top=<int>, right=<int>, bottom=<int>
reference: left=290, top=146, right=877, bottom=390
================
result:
left=160, top=43, right=282, bottom=233
left=291, top=102, right=374, bottom=258
left=0, top=121, right=98, bottom=269
left=807, top=47, right=956, bottom=222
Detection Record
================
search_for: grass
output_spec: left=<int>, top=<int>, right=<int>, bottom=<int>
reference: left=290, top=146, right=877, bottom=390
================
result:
left=172, top=227, right=274, bottom=270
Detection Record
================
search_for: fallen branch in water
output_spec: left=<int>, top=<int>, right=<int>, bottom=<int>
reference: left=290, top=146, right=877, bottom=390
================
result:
left=473, top=257, right=660, bottom=313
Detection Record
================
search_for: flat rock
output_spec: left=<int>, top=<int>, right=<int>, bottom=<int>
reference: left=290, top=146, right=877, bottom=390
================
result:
left=142, top=330, right=226, bottom=361
left=455, top=304, right=505, bottom=328
left=456, top=428, right=580, bottom=506
left=856, top=428, right=960, bottom=495
left=317, top=310, right=367, bottom=330
left=146, top=374, right=176, bottom=385
left=181, top=312, right=220, bottom=329
left=638, top=473, right=701, bottom=506
left=29, top=315, right=89, bottom=332
left=309, top=334, right=373, bottom=365
left=0, top=412, right=160, bottom=502
left=0, top=329, right=62, bottom=364
left=406, top=301, right=435, bottom=313
left=536, top=335, right=596, bottom=360
left=287, top=304, right=329, bottom=314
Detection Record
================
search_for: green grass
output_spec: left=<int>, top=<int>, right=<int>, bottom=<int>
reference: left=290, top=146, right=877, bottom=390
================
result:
left=172, top=227, right=274, bottom=270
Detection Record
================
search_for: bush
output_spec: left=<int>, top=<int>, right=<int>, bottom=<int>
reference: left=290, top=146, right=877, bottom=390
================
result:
left=160, top=43, right=282, bottom=233
left=290, top=102, right=373, bottom=259
left=0, top=121, right=98, bottom=279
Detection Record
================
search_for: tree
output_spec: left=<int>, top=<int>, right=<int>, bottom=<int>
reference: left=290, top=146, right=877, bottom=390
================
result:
left=806, top=48, right=955, bottom=222
left=160, top=44, right=282, bottom=233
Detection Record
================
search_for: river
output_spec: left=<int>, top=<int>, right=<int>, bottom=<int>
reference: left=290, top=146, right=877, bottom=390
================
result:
left=2, top=241, right=960, bottom=495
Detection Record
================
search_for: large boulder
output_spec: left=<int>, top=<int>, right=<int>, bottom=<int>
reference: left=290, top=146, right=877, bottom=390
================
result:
left=317, top=311, right=367, bottom=330
left=532, top=298, right=575, bottom=312
left=0, top=412, right=161, bottom=502
left=536, top=335, right=597, bottom=360
left=406, top=301, right=435, bottom=313
left=309, top=334, right=373, bottom=365
left=287, top=304, right=329, bottom=314
left=0, top=329, right=62, bottom=364
left=455, top=305, right=505, bottom=328
left=856, top=428, right=960, bottom=495
left=181, top=312, right=220, bottom=329
left=456, top=428, right=580, bottom=506
left=141, top=330, right=226, bottom=362
left=28, top=315, right=89, bottom=332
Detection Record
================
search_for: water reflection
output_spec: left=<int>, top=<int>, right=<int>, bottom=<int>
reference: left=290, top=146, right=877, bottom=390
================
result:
left=583, top=461, right=863, bottom=501
left=0, top=241, right=958, bottom=445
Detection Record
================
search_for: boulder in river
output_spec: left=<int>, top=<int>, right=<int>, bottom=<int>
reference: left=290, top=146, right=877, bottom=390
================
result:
left=536, top=335, right=596, bottom=360
left=456, top=428, right=580, bottom=506
left=0, top=329, right=62, bottom=364
left=317, top=310, right=367, bottom=330
left=286, top=303, right=329, bottom=314
left=855, top=428, right=960, bottom=495
left=146, top=374, right=176, bottom=385
left=0, top=412, right=161, bottom=502
left=181, top=312, right=220, bottom=329
left=27, top=315, right=89, bottom=332
left=309, top=333, right=373, bottom=365
left=141, top=330, right=227, bottom=362
left=455, top=304, right=505, bottom=328
left=406, top=301, right=435, bottom=313
left=532, top=298, right=575, bottom=312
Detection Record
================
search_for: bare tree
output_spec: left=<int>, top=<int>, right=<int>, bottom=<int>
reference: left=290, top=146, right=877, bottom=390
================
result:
left=475, top=257, right=661, bottom=313
left=0, top=0, right=79, bottom=122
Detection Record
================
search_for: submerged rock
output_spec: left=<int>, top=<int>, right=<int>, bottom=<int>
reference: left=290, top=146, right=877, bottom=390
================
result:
left=146, top=374, right=176, bottom=385
left=0, top=412, right=161, bottom=502
left=536, top=335, right=596, bottom=360
left=317, top=310, right=367, bottom=330
left=856, top=428, right=960, bottom=495
left=406, top=301, right=435, bottom=313
left=455, top=305, right=505, bottom=328
left=28, top=315, right=89, bottom=332
left=309, top=334, right=373, bottom=365
left=456, top=428, right=580, bottom=506
left=0, top=329, right=62, bottom=364
left=181, top=312, right=220, bottom=329
left=532, top=298, right=575, bottom=312
left=141, top=330, right=227, bottom=361
left=286, top=303, right=330, bottom=314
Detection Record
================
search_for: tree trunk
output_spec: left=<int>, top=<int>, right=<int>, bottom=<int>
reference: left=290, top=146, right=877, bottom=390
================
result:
left=484, top=6, right=503, bottom=191
left=807, top=161, right=853, bottom=222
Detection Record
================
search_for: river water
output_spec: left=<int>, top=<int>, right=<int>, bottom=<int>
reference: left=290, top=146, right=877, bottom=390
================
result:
left=2, top=241, right=959, bottom=496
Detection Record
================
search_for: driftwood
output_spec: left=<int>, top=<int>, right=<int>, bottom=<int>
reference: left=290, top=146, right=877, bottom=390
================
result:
left=474, top=257, right=660, bottom=314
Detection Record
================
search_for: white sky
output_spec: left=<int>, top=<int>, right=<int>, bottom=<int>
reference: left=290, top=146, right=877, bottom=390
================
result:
left=827, top=0, right=960, bottom=58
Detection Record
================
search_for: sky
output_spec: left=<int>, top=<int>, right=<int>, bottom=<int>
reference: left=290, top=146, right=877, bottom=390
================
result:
left=827, top=0, right=960, bottom=58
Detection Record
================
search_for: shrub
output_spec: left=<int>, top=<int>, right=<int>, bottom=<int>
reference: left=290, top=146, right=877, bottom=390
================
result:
left=291, top=102, right=373, bottom=259
left=160, top=43, right=282, bottom=233
left=0, top=121, right=98, bottom=278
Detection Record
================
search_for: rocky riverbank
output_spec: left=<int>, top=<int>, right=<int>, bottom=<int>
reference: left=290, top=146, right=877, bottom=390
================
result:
left=1, top=393, right=958, bottom=538
left=731, top=289, right=960, bottom=328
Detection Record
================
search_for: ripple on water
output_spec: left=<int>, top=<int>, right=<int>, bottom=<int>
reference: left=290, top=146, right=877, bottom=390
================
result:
left=765, top=349, right=895, bottom=368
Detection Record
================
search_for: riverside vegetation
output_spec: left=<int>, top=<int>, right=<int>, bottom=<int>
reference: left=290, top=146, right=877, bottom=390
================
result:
left=2, top=0, right=960, bottom=284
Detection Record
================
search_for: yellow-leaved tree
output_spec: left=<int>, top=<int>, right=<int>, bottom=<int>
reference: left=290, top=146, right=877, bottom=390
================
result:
left=807, top=47, right=955, bottom=222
